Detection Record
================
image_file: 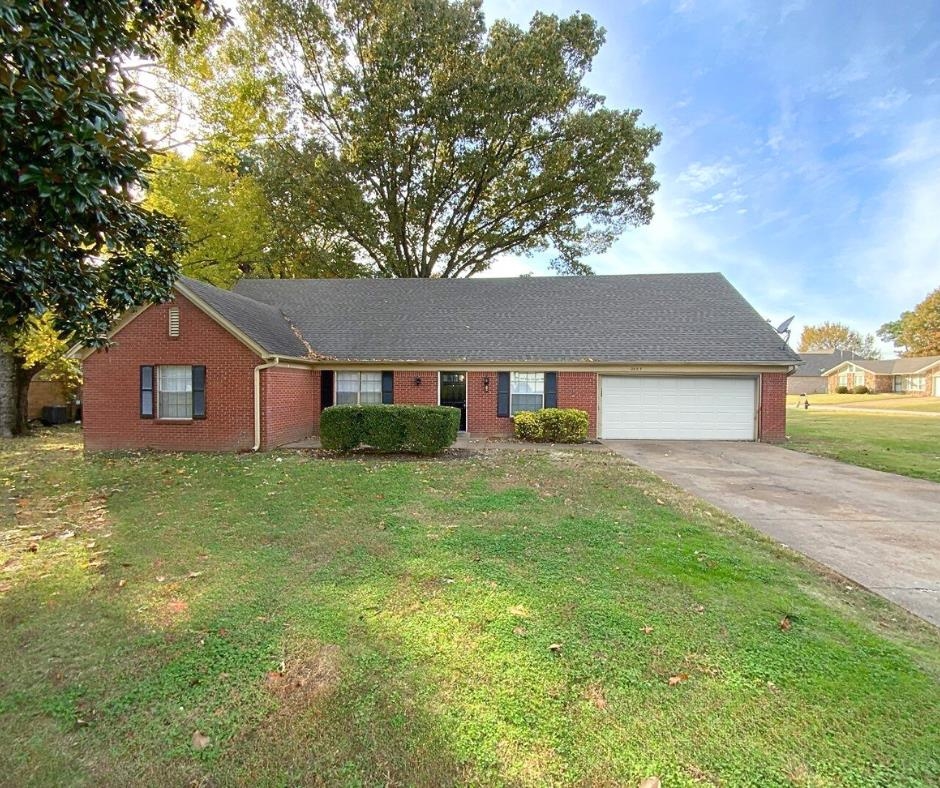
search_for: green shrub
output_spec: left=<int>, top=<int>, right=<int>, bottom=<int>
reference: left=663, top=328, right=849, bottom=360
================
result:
left=852, top=385, right=870, bottom=395
left=320, top=405, right=459, bottom=455
left=836, top=385, right=850, bottom=394
left=513, top=408, right=589, bottom=443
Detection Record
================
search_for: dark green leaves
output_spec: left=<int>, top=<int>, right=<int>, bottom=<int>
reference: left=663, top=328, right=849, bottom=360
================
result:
left=0, top=0, right=222, bottom=344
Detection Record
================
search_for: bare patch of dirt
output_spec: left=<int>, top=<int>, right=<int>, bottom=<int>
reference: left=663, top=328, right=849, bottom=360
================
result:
left=583, top=683, right=608, bottom=710
left=264, top=644, right=343, bottom=715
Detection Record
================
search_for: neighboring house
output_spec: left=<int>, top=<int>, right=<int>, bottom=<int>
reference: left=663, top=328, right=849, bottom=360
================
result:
left=824, top=356, right=940, bottom=395
left=70, top=273, right=800, bottom=451
left=788, top=350, right=871, bottom=394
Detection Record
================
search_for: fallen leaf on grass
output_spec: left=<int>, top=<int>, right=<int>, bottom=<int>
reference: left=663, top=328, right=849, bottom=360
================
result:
left=779, top=616, right=792, bottom=632
left=117, top=579, right=126, bottom=589
left=668, top=673, right=689, bottom=687
left=639, top=778, right=661, bottom=788
left=186, top=571, right=203, bottom=579
left=548, top=643, right=563, bottom=654
left=191, top=731, right=210, bottom=750
left=641, top=625, right=654, bottom=635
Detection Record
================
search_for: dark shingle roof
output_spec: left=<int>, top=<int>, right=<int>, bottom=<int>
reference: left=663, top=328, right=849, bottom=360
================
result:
left=178, top=276, right=309, bottom=358
left=224, top=273, right=799, bottom=365
left=794, top=351, right=873, bottom=376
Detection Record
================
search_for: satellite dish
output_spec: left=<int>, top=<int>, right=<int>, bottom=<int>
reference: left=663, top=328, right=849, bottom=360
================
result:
left=773, top=315, right=794, bottom=346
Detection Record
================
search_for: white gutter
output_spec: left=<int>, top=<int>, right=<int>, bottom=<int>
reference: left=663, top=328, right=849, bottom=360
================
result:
left=253, top=357, right=281, bottom=451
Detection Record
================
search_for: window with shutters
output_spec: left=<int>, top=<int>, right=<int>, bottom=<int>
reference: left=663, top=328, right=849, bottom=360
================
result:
left=510, top=372, right=544, bottom=415
left=158, top=365, right=193, bottom=418
left=336, top=371, right=383, bottom=405
left=168, top=306, right=180, bottom=337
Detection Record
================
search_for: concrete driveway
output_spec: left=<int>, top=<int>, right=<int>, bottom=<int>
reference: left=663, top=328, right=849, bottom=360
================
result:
left=605, top=440, right=940, bottom=627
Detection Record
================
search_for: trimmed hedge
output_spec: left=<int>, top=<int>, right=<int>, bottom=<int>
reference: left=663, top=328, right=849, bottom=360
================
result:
left=852, top=385, right=870, bottom=394
left=320, top=405, right=460, bottom=455
left=836, top=385, right=850, bottom=394
left=513, top=408, right=589, bottom=443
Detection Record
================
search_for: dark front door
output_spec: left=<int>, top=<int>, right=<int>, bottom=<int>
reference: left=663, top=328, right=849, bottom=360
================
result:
left=440, top=372, right=467, bottom=431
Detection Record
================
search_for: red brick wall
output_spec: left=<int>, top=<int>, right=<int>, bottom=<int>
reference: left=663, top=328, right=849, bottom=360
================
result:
left=462, top=370, right=598, bottom=437
left=393, top=370, right=439, bottom=405
left=759, top=372, right=787, bottom=442
left=82, top=294, right=260, bottom=451
left=827, top=370, right=893, bottom=394
left=261, top=366, right=319, bottom=449
left=465, top=371, right=512, bottom=435
left=556, top=372, right=598, bottom=437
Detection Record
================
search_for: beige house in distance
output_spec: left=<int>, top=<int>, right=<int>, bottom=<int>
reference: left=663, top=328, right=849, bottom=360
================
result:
left=824, top=356, right=940, bottom=396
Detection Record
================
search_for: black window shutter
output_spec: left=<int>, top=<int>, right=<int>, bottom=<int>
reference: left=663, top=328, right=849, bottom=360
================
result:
left=497, top=372, right=510, bottom=418
left=382, top=371, right=394, bottom=404
left=320, top=370, right=334, bottom=410
left=544, top=372, right=558, bottom=408
left=192, top=366, right=206, bottom=419
left=140, top=366, right=154, bottom=418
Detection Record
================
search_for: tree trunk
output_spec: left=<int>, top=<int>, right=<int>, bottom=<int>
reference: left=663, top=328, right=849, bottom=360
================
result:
left=0, top=348, right=40, bottom=437
left=0, top=348, right=16, bottom=438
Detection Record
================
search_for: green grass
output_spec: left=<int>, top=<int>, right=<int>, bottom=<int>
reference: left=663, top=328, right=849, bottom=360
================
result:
left=2, top=428, right=939, bottom=786
left=787, top=393, right=940, bottom=412
left=786, top=409, right=940, bottom=482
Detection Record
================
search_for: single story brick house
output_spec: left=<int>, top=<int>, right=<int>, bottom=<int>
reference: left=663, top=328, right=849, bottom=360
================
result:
left=72, top=273, right=799, bottom=451
left=787, top=350, right=871, bottom=395
left=824, top=356, right=940, bottom=395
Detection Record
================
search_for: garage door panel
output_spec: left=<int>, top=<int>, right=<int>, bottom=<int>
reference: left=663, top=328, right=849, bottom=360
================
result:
left=600, top=376, right=756, bottom=440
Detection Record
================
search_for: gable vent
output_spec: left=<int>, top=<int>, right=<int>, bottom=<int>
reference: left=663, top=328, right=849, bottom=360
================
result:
left=168, top=306, right=180, bottom=337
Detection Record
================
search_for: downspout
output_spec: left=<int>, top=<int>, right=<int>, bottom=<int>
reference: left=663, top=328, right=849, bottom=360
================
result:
left=253, top=357, right=281, bottom=451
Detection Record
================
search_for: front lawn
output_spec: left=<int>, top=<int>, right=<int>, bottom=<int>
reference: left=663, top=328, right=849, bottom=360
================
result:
left=2, top=429, right=938, bottom=786
left=787, top=393, right=940, bottom=412
left=786, top=409, right=940, bottom=482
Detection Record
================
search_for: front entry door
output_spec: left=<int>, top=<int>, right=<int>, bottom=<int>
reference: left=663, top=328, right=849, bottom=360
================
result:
left=440, top=372, right=467, bottom=431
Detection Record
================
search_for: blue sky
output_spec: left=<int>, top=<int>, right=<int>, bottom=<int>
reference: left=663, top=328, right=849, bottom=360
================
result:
left=480, top=0, right=940, bottom=350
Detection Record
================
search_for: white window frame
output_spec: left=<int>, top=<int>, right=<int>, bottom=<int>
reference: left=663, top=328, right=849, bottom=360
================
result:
left=838, top=372, right=848, bottom=387
left=335, top=371, right=383, bottom=405
left=157, top=365, right=193, bottom=420
left=510, top=372, right=545, bottom=416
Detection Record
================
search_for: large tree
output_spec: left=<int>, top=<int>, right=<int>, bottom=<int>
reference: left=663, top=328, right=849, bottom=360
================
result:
left=146, top=151, right=365, bottom=285
left=0, top=0, right=222, bottom=436
left=798, top=322, right=881, bottom=359
left=164, top=0, right=661, bottom=278
left=877, top=287, right=940, bottom=357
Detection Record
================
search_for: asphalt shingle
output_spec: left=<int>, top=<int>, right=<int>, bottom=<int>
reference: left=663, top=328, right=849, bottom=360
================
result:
left=178, top=276, right=309, bottom=358
left=223, top=272, right=799, bottom=365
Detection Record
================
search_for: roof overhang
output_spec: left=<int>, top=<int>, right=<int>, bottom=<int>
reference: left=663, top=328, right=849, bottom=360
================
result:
left=67, top=280, right=317, bottom=366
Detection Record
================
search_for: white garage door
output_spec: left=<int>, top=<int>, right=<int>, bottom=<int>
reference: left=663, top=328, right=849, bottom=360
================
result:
left=600, top=376, right=757, bottom=440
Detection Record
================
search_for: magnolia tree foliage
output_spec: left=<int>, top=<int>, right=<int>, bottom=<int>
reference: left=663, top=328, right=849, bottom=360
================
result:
left=0, top=0, right=222, bottom=435
left=878, top=287, right=940, bottom=357
left=798, top=322, right=881, bottom=359
left=164, top=0, right=662, bottom=278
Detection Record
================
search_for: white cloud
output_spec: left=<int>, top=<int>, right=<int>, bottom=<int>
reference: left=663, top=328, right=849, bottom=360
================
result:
left=868, top=88, right=911, bottom=112
left=885, top=119, right=940, bottom=165
left=677, top=160, right=737, bottom=191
